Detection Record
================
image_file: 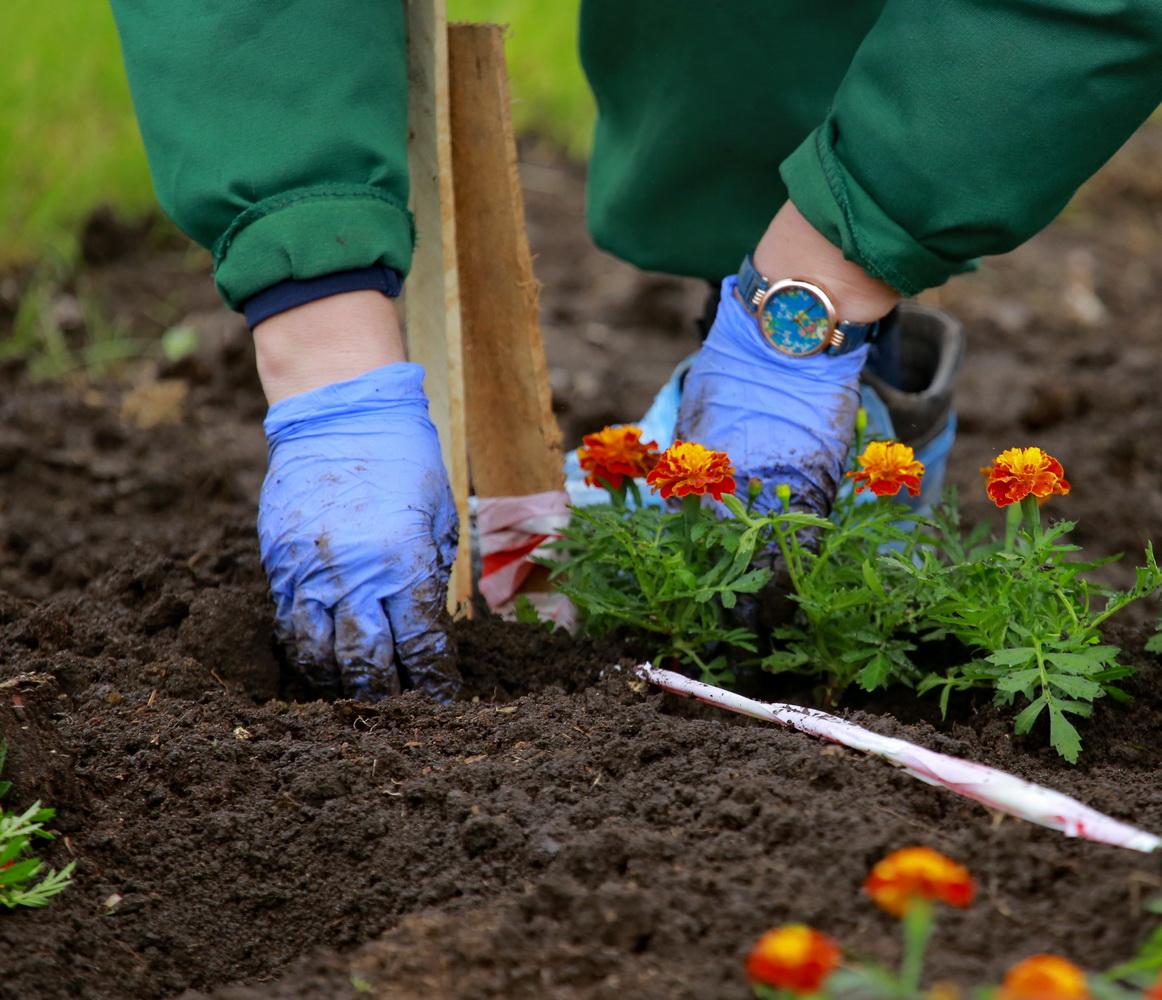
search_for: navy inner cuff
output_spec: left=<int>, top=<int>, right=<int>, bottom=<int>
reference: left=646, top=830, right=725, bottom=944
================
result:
left=243, top=265, right=403, bottom=328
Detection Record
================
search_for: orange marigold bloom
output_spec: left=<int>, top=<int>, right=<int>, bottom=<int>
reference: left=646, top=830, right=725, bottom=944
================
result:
left=745, top=924, right=841, bottom=995
left=997, top=955, right=1089, bottom=1000
left=864, top=846, right=975, bottom=917
left=846, top=440, right=925, bottom=498
left=1145, top=971, right=1162, bottom=1000
left=985, top=447, right=1071, bottom=508
left=646, top=441, right=737, bottom=500
left=577, top=425, right=660, bottom=489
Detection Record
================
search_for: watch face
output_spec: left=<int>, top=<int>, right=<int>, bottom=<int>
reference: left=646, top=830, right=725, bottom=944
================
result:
left=758, top=283, right=832, bottom=357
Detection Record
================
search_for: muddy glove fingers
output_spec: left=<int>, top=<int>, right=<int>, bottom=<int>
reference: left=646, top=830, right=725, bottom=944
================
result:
left=258, top=363, right=461, bottom=702
left=677, top=276, right=867, bottom=518
left=384, top=482, right=460, bottom=702
left=333, top=585, right=402, bottom=700
left=279, top=594, right=343, bottom=695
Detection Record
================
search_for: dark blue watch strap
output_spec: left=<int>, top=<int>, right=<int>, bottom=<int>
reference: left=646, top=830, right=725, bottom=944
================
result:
left=736, top=254, right=878, bottom=355
left=736, top=254, right=769, bottom=317
left=831, top=318, right=879, bottom=356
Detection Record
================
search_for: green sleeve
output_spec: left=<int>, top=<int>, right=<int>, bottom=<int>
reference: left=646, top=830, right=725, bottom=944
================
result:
left=108, top=0, right=413, bottom=309
left=781, top=0, right=1162, bottom=295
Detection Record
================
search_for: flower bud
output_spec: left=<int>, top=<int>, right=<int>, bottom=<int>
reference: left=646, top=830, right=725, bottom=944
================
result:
left=864, top=846, right=975, bottom=917
left=746, top=924, right=841, bottom=995
left=855, top=406, right=868, bottom=436
left=775, top=483, right=792, bottom=511
left=747, top=477, right=763, bottom=501
left=997, top=955, right=1088, bottom=1000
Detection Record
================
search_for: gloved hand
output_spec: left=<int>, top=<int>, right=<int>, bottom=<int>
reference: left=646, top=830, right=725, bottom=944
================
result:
left=258, top=362, right=461, bottom=702
left=677, top=276, right=868, bottom=517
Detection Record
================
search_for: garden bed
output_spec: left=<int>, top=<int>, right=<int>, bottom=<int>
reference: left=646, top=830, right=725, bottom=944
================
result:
left=1, top=128, right=1162, bottom=999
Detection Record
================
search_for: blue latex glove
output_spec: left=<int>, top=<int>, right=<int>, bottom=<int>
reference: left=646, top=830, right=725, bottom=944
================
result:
left=677, top=276, right=868, bottom=517
left=258, top=363, right=460, bottom=702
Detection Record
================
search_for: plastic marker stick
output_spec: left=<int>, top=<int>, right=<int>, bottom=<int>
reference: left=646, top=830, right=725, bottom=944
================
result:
left=635, top=663, right=1160, bottom=854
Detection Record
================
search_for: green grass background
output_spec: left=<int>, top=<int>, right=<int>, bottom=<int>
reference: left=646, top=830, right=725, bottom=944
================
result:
left=0, top=1, right=593, bottom=267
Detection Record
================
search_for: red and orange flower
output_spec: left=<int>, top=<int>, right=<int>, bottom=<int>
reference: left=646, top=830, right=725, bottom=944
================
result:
left=997, top=955, right=1089, bottom=1000
left=577, top=425, right=660, bottom=490
left=646, top=441, right=737, bottom=501
left=863, top=846, right=975, bottom=917
left=745, top=924, right=841, bottom=995
left=846, top=440, right=925, bottom=498
left=984, top=447, right=1070, bottom=508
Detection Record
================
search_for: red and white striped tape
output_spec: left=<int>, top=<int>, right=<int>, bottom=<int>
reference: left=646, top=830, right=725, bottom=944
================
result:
left=476, top=490, right=575, bottom=627
left=636, top=662, right=1160, bottom=853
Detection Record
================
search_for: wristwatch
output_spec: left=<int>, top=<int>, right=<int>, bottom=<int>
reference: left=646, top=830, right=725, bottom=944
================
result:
left=735, top=254, right=879, bottom=358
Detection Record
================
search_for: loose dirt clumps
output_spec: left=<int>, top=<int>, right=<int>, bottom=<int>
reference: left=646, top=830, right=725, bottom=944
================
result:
left=2, top=127, right=1162, bottom=999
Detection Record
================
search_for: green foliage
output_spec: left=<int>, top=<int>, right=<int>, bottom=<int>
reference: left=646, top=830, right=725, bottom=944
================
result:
left=449, top=0, right=594, bottom=158
left=549, top=492, right=826, bottom=684
left=556, top=472, right=1160, bottom=762
left=762, top=486, right=1161, bottom=763
left=2, top=2, right=591, bottom=266
left=0, top=743, right=75, bottom=909
left=0, top=4, right=154, bottom=266
left=0, top=271, right=152, bottom=379
left=763, top=495, right=930, bottom=700
left=905, top=497, right=1162, bottom=763
left=512, top=594, right=554, bottom=631
left=1146, top=619, right=1162, bottom=655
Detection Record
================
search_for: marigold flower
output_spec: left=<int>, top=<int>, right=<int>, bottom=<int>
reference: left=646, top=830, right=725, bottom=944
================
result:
left=745, top=924, right=841, bottom=995
left=846, top=440, right=925, bottom=498
left=577, top=425, right=660, bottom=489
left=997, top=955, right=1089, bottom=1000
left=646, top=441, right=736, bottom=500
left=985, top=447, right=1070, bottom=508
left=864, top=846, right=975, bottom=917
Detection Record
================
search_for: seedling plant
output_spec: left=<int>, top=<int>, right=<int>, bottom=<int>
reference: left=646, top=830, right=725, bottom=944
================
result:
left=0, top=743, right=74, bottom=909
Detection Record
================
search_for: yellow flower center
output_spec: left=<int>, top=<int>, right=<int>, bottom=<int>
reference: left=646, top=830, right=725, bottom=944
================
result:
left=761, top=925, right=813, bottom=962
left=995, top=446, right=1050, bottom=474
left=666, top=441, right=720, bottom=474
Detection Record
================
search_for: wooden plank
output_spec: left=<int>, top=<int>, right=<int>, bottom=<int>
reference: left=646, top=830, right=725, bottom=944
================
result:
left=404, top=0, right=472, bottom=615
left=447, top=23, right=564, bottom=499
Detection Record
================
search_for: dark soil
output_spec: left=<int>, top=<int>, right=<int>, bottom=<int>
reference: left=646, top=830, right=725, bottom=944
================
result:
left=1, top=126, right=1161, bottom=999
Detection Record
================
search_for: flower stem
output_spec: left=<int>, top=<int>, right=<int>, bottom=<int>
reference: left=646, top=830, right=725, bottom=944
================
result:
left=1020, top=494, right=1041, bottom=545
left=900, top=899, right=934, bottom=998
left=1004, top=502, right=1021, bottom=552
left=722, top=493, right=757, bottom=526
left=601, top=477, right=626, bottom=512
left=681, top=494, right=702, bottom=562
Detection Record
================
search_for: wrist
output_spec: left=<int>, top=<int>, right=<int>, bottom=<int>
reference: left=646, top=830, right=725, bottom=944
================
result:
left=253, top=290, right=407, bottom=404
left=753, top=202, right=900, bottom=323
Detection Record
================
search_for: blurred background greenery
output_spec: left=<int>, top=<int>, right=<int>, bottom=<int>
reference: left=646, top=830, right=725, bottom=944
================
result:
left=0, top=1, right=593, bottom=268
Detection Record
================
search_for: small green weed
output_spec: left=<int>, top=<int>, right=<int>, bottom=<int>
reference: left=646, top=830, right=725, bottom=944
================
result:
left=0, top=743, right=75, bottom=909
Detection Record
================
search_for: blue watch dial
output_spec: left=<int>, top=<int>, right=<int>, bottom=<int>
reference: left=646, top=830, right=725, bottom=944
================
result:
left=759, top=286, right=831, bottom=356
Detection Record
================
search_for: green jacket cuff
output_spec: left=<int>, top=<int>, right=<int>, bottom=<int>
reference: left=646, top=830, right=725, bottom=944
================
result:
left=780, top=126, right=976, bottom=297
left=211, top=185, right=415, bottom=310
